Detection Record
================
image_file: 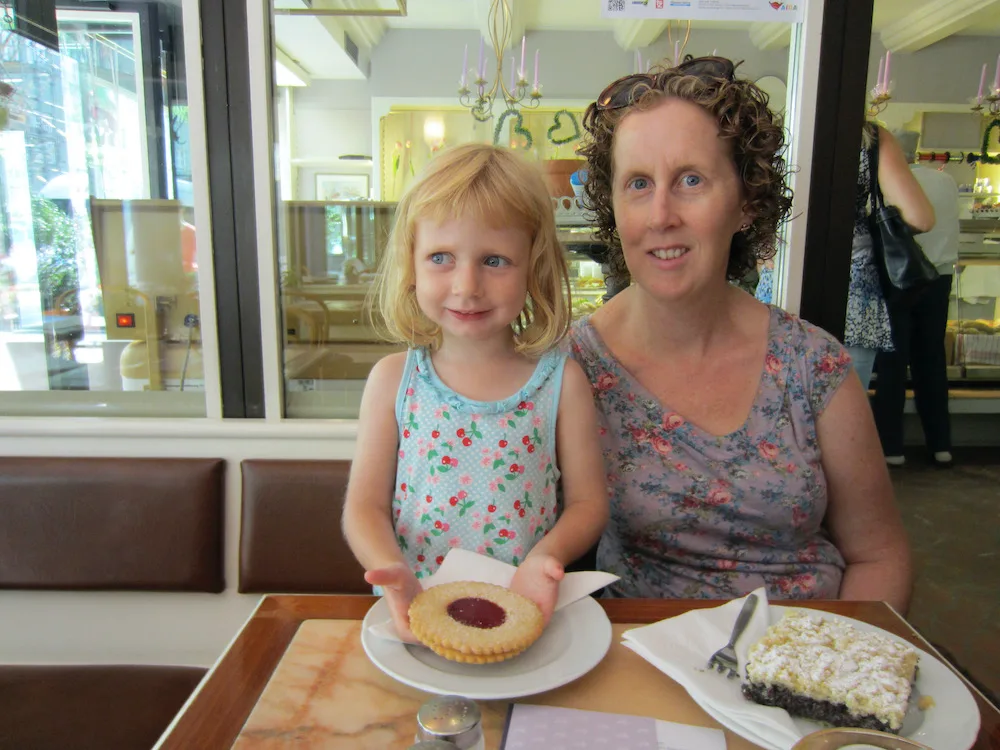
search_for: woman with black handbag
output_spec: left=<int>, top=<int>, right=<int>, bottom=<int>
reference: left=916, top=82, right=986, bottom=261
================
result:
left=845, top=123, right=935, bottom=388
left=872, top=131, right=957, bottom=468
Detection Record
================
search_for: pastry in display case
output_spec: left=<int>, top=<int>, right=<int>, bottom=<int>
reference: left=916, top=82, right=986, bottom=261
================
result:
left=564, top=235, right=609, bottom=320
left=570, top=274, right=606, bottom=318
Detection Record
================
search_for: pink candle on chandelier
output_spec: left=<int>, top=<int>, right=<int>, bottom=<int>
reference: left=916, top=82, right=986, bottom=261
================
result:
left=978, top=62, right=988, bottom=104
left=995, top=53, right=1000, bottom=93
left=876, top=56, right=884, bottom=94
left=461, top=44, right=468, bottom=87
left=533, top=49, right=540, bottom=89
left=674, top=40, right=680, bottom=67
left=520, top=35, right=526, bottom=79
left=478, top=36, right=485, bottom=79
left=883, top=49, right=891, bottom=92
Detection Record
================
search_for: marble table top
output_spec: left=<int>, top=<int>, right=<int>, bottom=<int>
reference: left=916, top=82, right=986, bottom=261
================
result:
left=153, top=596, right=1000, bottom=750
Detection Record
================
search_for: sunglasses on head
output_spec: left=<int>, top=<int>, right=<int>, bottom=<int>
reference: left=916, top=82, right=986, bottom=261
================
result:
left=596, top=56, right=736, bottom=111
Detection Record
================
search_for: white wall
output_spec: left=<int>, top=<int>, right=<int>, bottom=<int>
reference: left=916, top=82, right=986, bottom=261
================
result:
left=0, top=421, right=358, bottom=667
left=288, top=80, right=374, bottom=199
left=370, top=29, right=790, bottom=99
left=286, top=28, right=792, bottom=198
left=868, top=35, right=1000, bottom=106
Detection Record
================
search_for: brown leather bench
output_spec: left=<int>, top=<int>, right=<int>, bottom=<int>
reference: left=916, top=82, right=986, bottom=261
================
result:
left=0, top=665, right=205, bottom=750
left=239, top=459, right=368, bottom=593
left=0, top=456, right=224, bottom=749
left=237, top=458, right=596, bottom=591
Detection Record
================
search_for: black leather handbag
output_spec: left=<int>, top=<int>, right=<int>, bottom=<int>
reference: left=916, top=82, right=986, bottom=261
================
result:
left=867, top=128, right=939, bottom=304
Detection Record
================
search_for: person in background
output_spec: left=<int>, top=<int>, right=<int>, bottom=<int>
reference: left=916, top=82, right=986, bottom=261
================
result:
left=342, top=144, right=608, bottom=642
left=572, top=57, right=912, bottom=613
left=754, top=258, right=776, bottom=305
left=872, top=131, right=957, bottom=467
left=845, top=123, right=936, bottom=389
left=341, top=252, right=367, bottom=285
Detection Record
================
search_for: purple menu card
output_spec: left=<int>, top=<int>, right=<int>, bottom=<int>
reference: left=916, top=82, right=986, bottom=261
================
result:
left=499, top=704, right=727, bottom=749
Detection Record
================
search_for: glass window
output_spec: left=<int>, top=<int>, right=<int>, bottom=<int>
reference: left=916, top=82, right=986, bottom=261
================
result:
left=0, top=6, right=207, bottom=416
left=268, top=3, right=796, bottom=418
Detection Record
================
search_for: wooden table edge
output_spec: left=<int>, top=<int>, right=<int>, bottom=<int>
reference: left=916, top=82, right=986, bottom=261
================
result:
left=154, top=596, right=1000, bottom=749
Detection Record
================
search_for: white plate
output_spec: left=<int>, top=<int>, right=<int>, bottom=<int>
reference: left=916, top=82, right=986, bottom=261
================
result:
left=690, top=606, right=980, bottom=750
left=360, top=595, right=612, bottom=700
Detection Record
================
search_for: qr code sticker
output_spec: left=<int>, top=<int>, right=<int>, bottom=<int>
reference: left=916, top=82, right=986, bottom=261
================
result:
left=607, top=0, right=625, bottom=11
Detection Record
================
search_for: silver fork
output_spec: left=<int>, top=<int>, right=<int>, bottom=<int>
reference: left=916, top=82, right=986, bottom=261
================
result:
left=707, top=593, right=759, bottom=679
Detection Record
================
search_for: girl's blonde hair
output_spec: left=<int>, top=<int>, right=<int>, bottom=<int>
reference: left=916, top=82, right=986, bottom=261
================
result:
left=372, top=143, right=571, bottom=356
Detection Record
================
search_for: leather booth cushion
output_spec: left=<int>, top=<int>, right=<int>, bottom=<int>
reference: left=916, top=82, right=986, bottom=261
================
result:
left=0, top=665, right=205, bottom=750
left=239, top=459, right=368, bottom=593
left=0, top=457, right=225, bottom=591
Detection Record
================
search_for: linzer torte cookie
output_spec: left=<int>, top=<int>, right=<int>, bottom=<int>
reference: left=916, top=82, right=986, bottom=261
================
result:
left=741, top=610, right=919, bottom=734
left=408, top=581, right=544, bottom=663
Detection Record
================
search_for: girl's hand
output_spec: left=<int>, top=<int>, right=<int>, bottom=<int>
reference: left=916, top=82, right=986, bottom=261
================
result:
left=510, top=554, right=565, bottom=626
left=365, top=563, right=423, bottom=644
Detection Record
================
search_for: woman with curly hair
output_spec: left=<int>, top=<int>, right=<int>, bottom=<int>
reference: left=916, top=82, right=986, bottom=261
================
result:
left=568, top=56, right=912, bottom=611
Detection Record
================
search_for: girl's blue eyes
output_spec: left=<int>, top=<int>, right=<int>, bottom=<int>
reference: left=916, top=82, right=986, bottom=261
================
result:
left=428, top=253, right=509, bottom=267
left=682, top=174, right=702, bottom=187
left=630, top=177, right=649, bottom=191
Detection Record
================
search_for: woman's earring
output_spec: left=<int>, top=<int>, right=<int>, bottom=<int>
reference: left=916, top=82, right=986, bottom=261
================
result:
left=740, top=222, right=751, bottom=231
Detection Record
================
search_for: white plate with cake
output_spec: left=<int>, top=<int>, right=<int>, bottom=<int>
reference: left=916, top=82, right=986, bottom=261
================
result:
left=693, top=607, right=979, bottom=750
left=360, top=592, right=613, bottom=700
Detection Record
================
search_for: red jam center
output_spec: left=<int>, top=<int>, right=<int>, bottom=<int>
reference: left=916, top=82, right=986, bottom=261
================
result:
left=446, top=597, right=507, bottom=629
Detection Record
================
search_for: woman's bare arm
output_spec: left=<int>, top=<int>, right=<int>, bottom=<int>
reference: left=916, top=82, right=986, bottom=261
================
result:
left=876, top=126, right=935, bottom=233
left=817, top=372, right=912, bottom=613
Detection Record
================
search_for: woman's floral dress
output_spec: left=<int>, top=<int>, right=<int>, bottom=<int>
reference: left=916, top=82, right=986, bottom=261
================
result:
left=567, top=306, right=851, bottom=600
left=846, top=127, right=894, bottom=351
left=392, top=348, right=564, bottom=579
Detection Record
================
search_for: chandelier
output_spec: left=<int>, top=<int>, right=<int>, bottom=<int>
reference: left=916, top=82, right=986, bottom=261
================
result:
left=458, top=0, right=541, bottom=122
left=971, top=59, right=1000, bottom=117
left=867, top=51, right=892, bottom=119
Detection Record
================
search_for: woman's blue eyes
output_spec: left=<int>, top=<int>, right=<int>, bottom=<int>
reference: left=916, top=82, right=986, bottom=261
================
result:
left=628, top=174, right=702, bottom=190
left=430, top=252, right=448, bottom=264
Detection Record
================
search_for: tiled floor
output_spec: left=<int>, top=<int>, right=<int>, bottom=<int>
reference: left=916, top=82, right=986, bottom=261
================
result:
left=892, top=449, right=1000, bottom=705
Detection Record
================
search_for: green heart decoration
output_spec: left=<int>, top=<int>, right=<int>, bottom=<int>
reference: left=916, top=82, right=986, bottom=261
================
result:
left=547, top=109, right=581, bottom=146
left=494, top=108, right=533, bottom=149
left=980, top=118, right=1000, bottom=164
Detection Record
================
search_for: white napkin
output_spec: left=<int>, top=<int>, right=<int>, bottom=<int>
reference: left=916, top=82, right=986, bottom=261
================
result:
left=621, top=588, right=806, bottom=749
left=368, top=548, right=619, bottom=643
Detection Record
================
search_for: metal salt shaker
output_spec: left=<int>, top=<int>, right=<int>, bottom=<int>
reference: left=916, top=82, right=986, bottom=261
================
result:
left=414, top=694, right=485, bottom=750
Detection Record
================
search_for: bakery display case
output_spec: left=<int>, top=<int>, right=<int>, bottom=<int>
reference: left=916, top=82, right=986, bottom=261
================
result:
left=565, top=247, right=608, bottom=319
left=948, top=221, right=1000, bottom=381
left=560, top=225, right=610, bottom=320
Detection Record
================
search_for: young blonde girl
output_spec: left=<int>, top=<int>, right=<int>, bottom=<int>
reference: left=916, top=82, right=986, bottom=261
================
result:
left=342, top=144, right=608, bottom=641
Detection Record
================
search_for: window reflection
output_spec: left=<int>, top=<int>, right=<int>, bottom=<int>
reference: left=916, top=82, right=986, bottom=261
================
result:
left=272, top=9, right=790, bottom=418
left=0, top=8, right=204, bottom=415
left=281, top=200, right=402, bottom=412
